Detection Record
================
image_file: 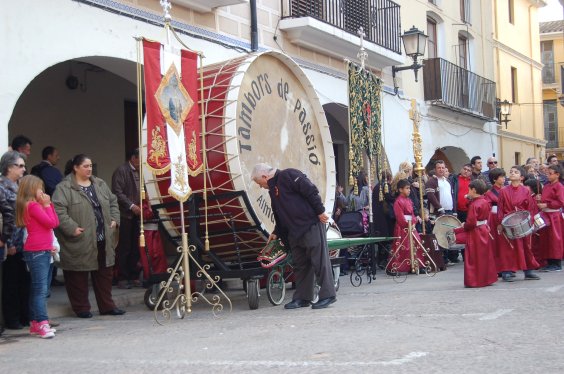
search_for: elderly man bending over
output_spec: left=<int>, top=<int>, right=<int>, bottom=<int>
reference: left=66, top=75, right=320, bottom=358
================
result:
left=251, top=163, right=336, bottom=310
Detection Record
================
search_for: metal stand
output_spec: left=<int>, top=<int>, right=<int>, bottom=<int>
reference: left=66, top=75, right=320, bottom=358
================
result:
left=386, top=220, right=437, bottom=283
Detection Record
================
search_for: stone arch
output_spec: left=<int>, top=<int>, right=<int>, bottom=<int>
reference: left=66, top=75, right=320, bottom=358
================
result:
left=426, top=146, right=469, bottom=174
left=8, top=56, right=139, bottom=183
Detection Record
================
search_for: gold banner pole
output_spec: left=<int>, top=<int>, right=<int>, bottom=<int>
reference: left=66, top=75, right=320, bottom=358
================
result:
left=136, top=38, right=146, bottom=249
left=199, top=52, right=210, bottom=252
left=410, top=99, right=426, bottom=234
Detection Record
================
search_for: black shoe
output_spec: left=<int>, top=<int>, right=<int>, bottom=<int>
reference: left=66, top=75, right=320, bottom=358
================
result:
left=502, top=273, right=514, bottom=282
left=524, top=272, right=540, bottom=280
left=311, top=296, right=336, bottom=309
left=5, top=322, right=23, bottom=330
left=76, top=311, right=93, bottom=318
left=284, top=299, right=311, bottom=309
left=100, top=308, right=126, bottom=316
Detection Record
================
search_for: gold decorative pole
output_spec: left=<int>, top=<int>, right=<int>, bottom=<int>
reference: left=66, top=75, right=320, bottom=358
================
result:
left=409, top=99, right=426, bottom=234
left=408, top=219, right=416, bottom=273
left=199, top=52, right=210, bottom=252
left=136, top=38, right=146, bottom=251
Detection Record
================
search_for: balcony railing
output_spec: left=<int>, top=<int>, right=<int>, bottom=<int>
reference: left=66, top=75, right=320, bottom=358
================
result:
left=283, top=0, right=402, bottom=54
left=423, top=58, right=497, bottom=120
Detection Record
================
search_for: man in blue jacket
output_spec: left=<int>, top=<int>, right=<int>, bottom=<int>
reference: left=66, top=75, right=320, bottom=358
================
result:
left=251, top=163, right=336, bottom=309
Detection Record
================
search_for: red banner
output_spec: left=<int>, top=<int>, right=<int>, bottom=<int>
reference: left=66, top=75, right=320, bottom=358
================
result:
left=142, top=40, right=202, bottom=176
left=181, top=49, right=203, bottom=176
left=143, top=39, right=170, bottom=174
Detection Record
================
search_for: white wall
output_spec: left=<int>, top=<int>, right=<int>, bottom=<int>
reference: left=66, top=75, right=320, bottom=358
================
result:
left=9, top=62, right=136, bottom=184
left=0, top=0, right=245, bottom=147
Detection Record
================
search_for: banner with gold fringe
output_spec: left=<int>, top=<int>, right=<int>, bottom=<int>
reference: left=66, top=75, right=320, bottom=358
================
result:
left=347, top=61, right=382, bottom=191
left=143, top=38, right=199, bottom=201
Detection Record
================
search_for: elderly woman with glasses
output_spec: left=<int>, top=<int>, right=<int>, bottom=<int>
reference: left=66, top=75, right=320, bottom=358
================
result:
left=0, top=150, right=31, bottom=332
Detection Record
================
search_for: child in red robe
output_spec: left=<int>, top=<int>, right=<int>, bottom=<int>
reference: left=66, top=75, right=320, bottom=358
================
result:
left=484, top=168, right=505, bottom=269
left=497, top=166, right=540, bottom=282
left=386, top=179, right=425, bottom=274
left=537, top=165, right=564, bottom=271
left=454, top=180, right=498, bottom=287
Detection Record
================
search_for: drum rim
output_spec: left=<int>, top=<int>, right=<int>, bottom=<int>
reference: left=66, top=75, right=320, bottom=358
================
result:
left=224, top=51, right=336, bottom=234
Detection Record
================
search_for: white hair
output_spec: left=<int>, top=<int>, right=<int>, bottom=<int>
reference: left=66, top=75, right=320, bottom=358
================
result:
left=251, top=163, right=276, bottom=181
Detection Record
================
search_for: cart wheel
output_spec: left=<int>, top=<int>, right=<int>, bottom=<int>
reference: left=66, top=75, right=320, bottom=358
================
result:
left=246, top=279, right=259, bottom=310
left=144, top=285, right=165, bottom=310
left=266, top=270, right=286, bottom=306
left=312, top=283, right=320, bottom=304
left=350, top=271, right=362, bottom=287
left=332, top=266, right=340, bottom=292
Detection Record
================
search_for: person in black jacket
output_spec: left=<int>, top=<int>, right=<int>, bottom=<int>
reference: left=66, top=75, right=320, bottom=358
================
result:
left=251, top=163, right=336, bottom=310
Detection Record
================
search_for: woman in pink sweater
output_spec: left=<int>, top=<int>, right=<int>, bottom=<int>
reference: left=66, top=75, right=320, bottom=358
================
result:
left=16, top=175, right=59, bottom=338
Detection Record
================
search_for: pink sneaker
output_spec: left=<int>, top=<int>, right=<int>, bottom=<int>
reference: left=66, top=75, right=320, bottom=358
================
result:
left=30, top=321, right=55, bottom=338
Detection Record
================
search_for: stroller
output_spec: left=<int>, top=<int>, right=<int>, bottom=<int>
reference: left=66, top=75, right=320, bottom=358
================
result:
left=336, top=210, right=378, bottom=286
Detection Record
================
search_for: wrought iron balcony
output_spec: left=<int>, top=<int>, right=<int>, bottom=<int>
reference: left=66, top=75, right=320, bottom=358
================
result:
left=423, top=58, right=497, bottom=121
left=280, top=0, right=403, bottom=68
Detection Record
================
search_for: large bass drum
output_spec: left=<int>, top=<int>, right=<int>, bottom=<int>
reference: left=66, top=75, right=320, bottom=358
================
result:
left=143, top=51, right=335, bottom=265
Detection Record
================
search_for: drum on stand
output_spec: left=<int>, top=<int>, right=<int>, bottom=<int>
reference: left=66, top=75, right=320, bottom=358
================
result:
left=143, top=51, right=336, bottom=266
left=433, top=215, right=463, bottom=262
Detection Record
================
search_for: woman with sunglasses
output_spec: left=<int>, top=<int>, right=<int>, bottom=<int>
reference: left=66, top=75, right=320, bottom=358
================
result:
left=0, top=150, right=30, bottom=332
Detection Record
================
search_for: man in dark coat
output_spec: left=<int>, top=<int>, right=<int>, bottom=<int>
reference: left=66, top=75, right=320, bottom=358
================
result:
left=30, top=146, right=63, bottom=197
left=111, top=149, right=141, bottom=288
left=251, top=163, right=336, bottom=309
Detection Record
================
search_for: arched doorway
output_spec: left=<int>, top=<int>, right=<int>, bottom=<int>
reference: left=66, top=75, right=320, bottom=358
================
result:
left=426, top=146, right=469, bottom=174
left=8, top=57, right=139, bottom=183
left=324, top=102, right=349, bottom=189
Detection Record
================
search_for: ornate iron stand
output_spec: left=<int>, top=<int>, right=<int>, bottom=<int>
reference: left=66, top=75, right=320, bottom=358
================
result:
left=137, top=0, right=231, bottom=324
left=386, top=220, right=437, bottom=283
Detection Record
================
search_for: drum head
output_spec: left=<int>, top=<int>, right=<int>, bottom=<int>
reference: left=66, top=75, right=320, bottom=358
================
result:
left=502, top=210, right=530, bottom=227
left=433, top=215, right=462, bottom=249
left=230, top=53, right=335, bottom=235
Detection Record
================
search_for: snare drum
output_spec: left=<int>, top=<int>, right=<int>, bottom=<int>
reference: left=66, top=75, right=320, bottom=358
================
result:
left=433, top=215, right=463, bottom=249
left=501, top=211, right=534, bottom=239
left=143, top=52, right=335, bottom=262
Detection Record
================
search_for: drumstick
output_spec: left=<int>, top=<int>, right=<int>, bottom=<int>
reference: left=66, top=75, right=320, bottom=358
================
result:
left=440, top=223, right=459, bottom=228
left=501, top=232, right=514, bottom=249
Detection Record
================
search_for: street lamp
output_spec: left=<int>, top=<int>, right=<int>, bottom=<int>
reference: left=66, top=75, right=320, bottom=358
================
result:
left=392, top=26, right=428, bottom=94
left=497, top=99, right=512, bottom=128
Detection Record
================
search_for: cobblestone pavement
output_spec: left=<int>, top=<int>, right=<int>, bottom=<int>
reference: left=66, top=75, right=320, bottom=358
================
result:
left=1, top=263, right=564, bottom=374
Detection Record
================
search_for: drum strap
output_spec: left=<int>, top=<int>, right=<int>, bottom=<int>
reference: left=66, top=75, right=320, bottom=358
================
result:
left=476, top=220, right=487, bottom=226
left=543, top=208, right=561, bottom=213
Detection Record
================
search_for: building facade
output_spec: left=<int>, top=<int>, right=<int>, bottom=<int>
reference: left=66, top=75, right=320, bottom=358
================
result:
left=540, top=19, right=564, bottom=159
left=1, top=0, right=529, bottom=190
left=493, top=0, right=546, bottom=169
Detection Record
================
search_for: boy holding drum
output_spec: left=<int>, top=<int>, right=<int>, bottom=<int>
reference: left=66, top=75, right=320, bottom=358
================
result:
left=497, top=166, right=540, bottom=282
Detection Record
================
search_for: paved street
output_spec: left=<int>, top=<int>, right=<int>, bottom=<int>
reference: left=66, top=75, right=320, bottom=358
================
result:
left=2, top=263, right=564, bottom=374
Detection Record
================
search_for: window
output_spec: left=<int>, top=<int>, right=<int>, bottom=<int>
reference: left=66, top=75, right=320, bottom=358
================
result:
left=541, top=41, right=555, bottom=84
left=561, top=66, right=564, bottom=93
left=460, top=0, right=470, bottom=23
left=515, top=152, right=521, bottom=166
left=427, top=18, right=437, bottom=58
left=544, top=100, right=558, bottom=148
left=511, top=67, right=518, bottom=103
left=458, top=35, right=468, bottom=69
left=508, top=0, right=514, bottom=24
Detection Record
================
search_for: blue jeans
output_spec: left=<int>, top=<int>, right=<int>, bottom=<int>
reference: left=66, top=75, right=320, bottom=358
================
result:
left=23, top=250, right=51, bottom=322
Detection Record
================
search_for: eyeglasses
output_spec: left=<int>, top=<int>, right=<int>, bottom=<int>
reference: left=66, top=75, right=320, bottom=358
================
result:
left=463, top=168, right=472, bottom=172
left=488, top=161, right=498, bottom=165
left=13, top=163, right=26, bottom=168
